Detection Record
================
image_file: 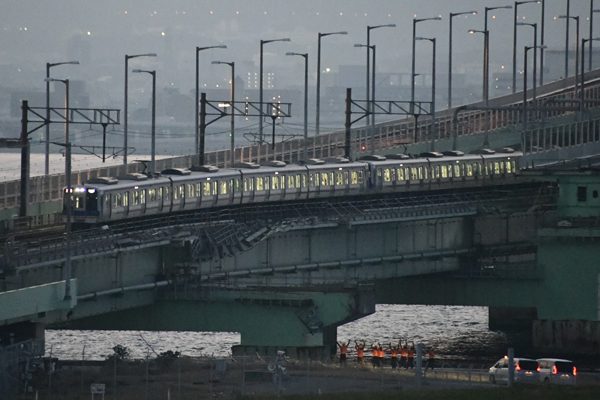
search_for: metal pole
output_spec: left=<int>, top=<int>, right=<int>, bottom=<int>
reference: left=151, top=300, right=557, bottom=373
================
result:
left=590, top=0, right=595, bottom=71
left=431, top=39, right=436, bottom=150
left=345, top=88, right=352, bottom=159
left=102, top=124, right=107, bottom=163
left=45, top=64, right=50, bottom=175
left=19, top=100, right=29, bottom=218
left=195, top=48, right=199, bottom=156
left=448, top=15, right=454, bottom=108
left=259, top=40, right=264, bottom=143
left=582, top=38, right=586, bottom=112
left=316, top=34, right=322, bottom=136
left=151, top=71, right=156, bottom=177
left=371, top=45, right=376, bottom=152
left=565, top=0, right=571, bottom=78
left=199, top=93, right=207, bottom=165
left=230, top=62, right=235, bottom=167
left=523, top=47, right=529, bottom=153
left=303, top=54, right=308, bottom=161
left=513, top=3, right=518, bottom=94
left=64, top=79, right=72, bottom=300
left=575, top=17, right=580, bottom=89
left=411, top=19, right=417, bottom=114
left=541, top=0, right=546, bottom=85
left=508, top=348, right=515, bottom=387
left=124, top=55, right=129, bottom=166
left=366, top=27, right=371, bottom=126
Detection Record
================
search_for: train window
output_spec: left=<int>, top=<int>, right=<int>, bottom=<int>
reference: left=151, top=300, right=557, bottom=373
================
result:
left=511, top=160, right=516, bottom=173
left=454, top=163, right=461, bottom=177
left=233, top=178, right=240, bottom=192
left=466, top=164, right=473, bottom=177
left=132, top=190, right=140, bottom=205
left=432, top=166, right=440, bottom=179
left=494, top=162, right=501, bottom=175
left=163, top=187, right=169, bottom=200
left=383, top=168, right=393, bottom=182
left=195, top=183, right=201, bottom=196
left=264, top=176, right=270, bottom=190
left=310, top=173, right=318, bottom=187
left=212, top=181, right=218, bottom=195
left=174, top=185, right=184, bottom=200
left=255, top=177, right=264, bottom=191
left=300, top=174, right=306, bottom=188
left=271, top=175, right=279, bottom=190
left=441, top=165, right=449, bottom=179
left=123, top=192, right=129, bottom=206
left=344, top=171, right=349, bottom=184
left=505, top=161, right=513, bottom=173
left=329, top=172, right=334, bottom=186
left=287, top=175, right=295, bottom=189
left=280, top=176, right=286, bottom=190
left=148, top=188, right=156, bottom=202
left=472, top=163, right=481, bottom=176
left=396, top=168, right=405, bottom=181
left=141, top=190, right=146, bottom=204
left=202, top=182, right=211, bottom=196
left=104, top=195, right=110, bottom=211
left=187, top=184, right=196, bottom=198
left=321, top=172, right=329, bottom=187
left=410, top=167, right=419, bottom=181
left=243, top=177, right=253, bottom=192
left=219, top=180, right=228, bottom=195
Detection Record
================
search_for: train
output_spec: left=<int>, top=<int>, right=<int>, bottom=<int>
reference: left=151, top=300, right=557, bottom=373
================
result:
left=64, top=151, right=521, bottom=224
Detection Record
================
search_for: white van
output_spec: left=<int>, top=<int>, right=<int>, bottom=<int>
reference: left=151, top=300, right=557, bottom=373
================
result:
left=536, top=358, right=576, bottom=385
left=489, top=357, right=539, bottom=384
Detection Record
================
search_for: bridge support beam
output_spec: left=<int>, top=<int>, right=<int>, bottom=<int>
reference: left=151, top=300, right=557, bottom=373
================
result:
left=62, top=286, right=376, bottom=359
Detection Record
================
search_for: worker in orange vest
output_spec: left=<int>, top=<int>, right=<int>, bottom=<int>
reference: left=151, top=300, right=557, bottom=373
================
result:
left=400, top=340, right=409, bottom=369
left=388, top=342, right=400, bottom=369
left=355, top=340, right=365, bottom=365
left=336, top=340, right=349, bottom=366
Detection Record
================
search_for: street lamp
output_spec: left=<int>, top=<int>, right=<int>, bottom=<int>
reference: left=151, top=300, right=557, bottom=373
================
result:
left=540, top=0, right=546, bottom=85
left=484, top=5, right=512, bottom=99
left=367, top=24, right=395, bottom=125
left=469, top=29, right=490, bottom=104
left=556, top=14, right=580, bottom=83
left=523, top=45, right=546, bottom=153
left=411, top=16, right=442, bottom=114
left=316, top=31, right=347, bottom=136
left=212, top=60, right=235, bottom=167
left=416, top=37, right=437, bottom=149
left=259, top=37, right=291, bottom=143
left=45, top=78, right=72, bottom=300
left=581, top=37, right=600, bottom=109
left=517, top=22, right=538, bottom=100
left=590, top=5, right=600, bottom=71
left=124, top=53, right=157, bottom=166
left=45, top=60, right=78, bottom=175
left=131, top=69, right=156, bottom=177
left=196, top=45, right=227, bottom=158
left=512, top=1, right=540, bottom=93
left=355, top=43, right=376, bottom=152
left=285, top=52, right=308, bottom=162
left=448, top=11, right=477, bottom=109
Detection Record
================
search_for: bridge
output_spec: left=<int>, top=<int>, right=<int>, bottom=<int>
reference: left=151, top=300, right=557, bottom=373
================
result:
left=1, top=72, right=600, bottom=383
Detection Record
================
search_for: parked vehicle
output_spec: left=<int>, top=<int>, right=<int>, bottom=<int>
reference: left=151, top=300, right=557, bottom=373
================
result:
left=489, top=356, right=539, bottom=384
left=537, top=358, right=576, bottom=385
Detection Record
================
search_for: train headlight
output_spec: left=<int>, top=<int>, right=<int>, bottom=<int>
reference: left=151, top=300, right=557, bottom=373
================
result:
left=88, top=189, right=96, bottom=194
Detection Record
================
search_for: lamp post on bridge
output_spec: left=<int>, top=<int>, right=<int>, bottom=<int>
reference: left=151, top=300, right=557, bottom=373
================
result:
left=416, top=37, right=437, bottom=150
left=285, top=52, right=309, bottom=162
left=448, top=10, right=477, bottom=109
left=124, top=53, right=157, bottom=167
left=131, top=69, right=156, bottom=177
left=512, top=1, right=540, bottom=93
left=523, top=44, right=546, bottom=153
left=212, top=60, right=235, bottom=167
left=590, top=4, right=600, bottom=71
left=484, top=5, right=512, bottom=102
left=517, top=22, right=539, bottom=101
left=367, top=24, right=395, bottom=126
left=45, top=60, right=78, bottom=176
left=196, top=45, right=227, bottom=158
left=556, top=14, right=580, bottom=87
left=581, top=37, right=600, bottom=111
left=411, top=16, right=442, bottom=115
left=259, top=37, right=290, bottom=144
left=316, top=31, right=347, bottom=136
left=354, top=43, right=376, bottom=153
left=45, top=77, right=72, bottom=300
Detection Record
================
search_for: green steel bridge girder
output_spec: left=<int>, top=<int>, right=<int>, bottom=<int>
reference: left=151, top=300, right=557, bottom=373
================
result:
left=59, top=288, right=376, bottom=356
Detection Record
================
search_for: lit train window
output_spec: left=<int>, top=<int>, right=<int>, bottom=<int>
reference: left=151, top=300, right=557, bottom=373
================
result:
left=511, top=160, right=516, bottom=172
left=300, top=174, right=306, bottom=188
left=123, top=192, right=129, bottom=206
left=264, top=176, right=270, bottom=190
left=233, top=179, right=240, bottom=192
left=243, top=177, right=253, bottom=192
left=163, top=187, right=169, bottom=200
left=494, top=162, right=501, bottom=174
left=383, top=168, right=392, bottom=182
left=310, top=173, right=317, bottom=187
left=505, top=161, right=512, bottom=173
left=351, top=171, right=359, bottom=185
left=473, top=163, right=481, bottom=176
left=195, top=183, right=202, bottom=196
left=220, top=180, right=228, bottom=195
left=272, top=175, right=279, bottom=190
left=73, top=196, right=83, bottom=209
left=132, top=190, right=140, bottom=205
left=202, top=182, right=211, bottom=196
left=466, top=164, right=473, bottom=177
left=174, top=185, right=184, bottom=200
left=410, top=167, right=419, bottom=181
left=212, top=181, right=218, bottom=194
left=432, top=166, right=440, bottom=179
left=396, top=168, right=405, bottom=181
left=140, top=190, right=146, bottom=204
left=335, top=171, right=344, bottom=186
left=148, top=188, right=156, bottom=202
left=441, top=165, right=448, bottom=179
left=288, top=175, right=295, bottom=189
left=321, top=173, right=329, bottom=186
left=454, top=163, right=461, bottom=177
left=344, top=171, right=349, bottom=184
left=280, top=176, right=286, bottom=190
left=255, top=177, right=264, bottom=191
left=329, top=172, right=334, bottom=185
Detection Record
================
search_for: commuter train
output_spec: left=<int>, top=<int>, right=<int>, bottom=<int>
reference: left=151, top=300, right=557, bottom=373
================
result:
left=65, top=151, right=521, bottom=224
